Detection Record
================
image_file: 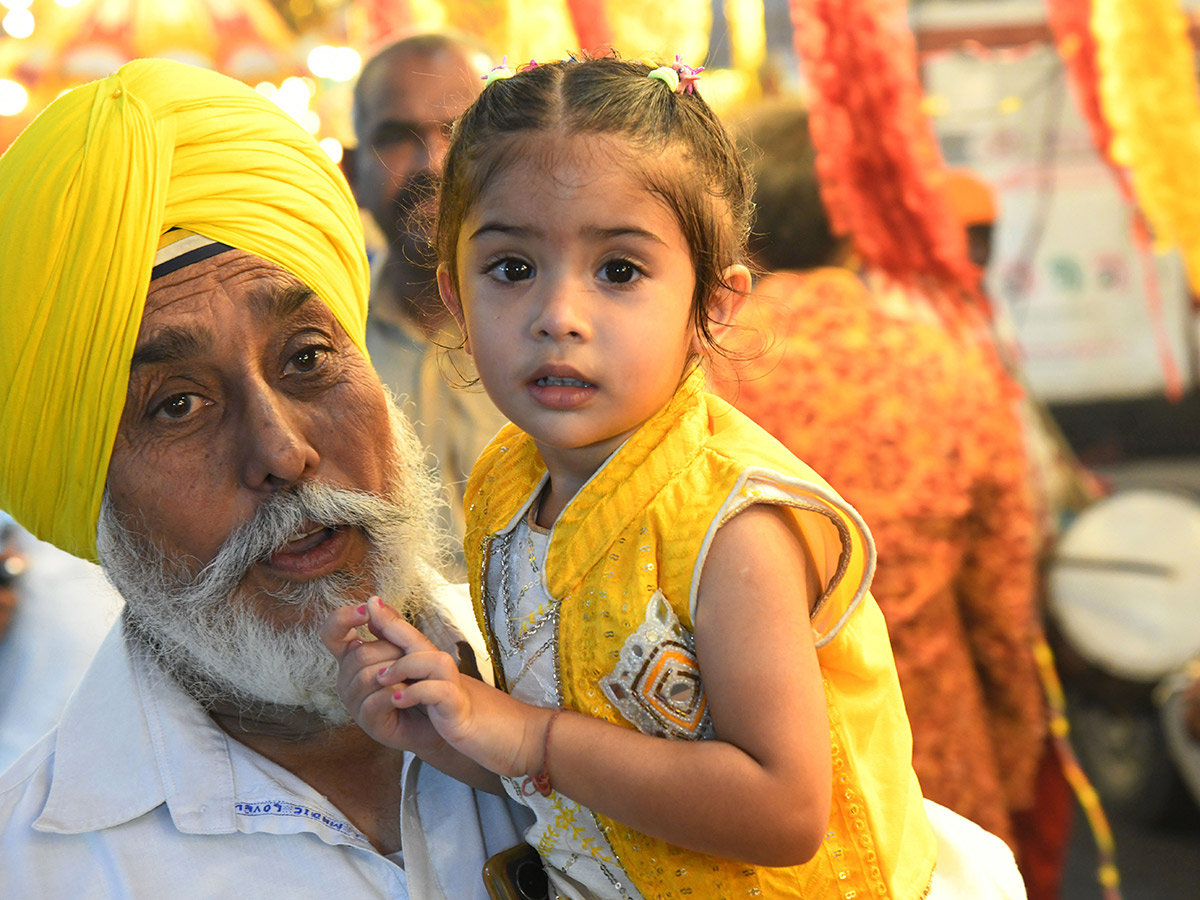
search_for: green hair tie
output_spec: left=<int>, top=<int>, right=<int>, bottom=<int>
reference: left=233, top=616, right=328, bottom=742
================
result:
left=483, top=55, right=514, bottom=87
left=647, top=66, right=680, bottom=92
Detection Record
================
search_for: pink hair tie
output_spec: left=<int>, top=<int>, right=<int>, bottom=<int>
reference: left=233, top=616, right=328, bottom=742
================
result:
left=672, top=55, right=704, bottom=94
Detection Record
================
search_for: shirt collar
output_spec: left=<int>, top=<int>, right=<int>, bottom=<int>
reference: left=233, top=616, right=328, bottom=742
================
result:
left=35, top=624, right=239, bottom=835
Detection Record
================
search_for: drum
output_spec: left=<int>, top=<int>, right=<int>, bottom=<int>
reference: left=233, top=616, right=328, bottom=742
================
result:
left=1048, top=488, right=1200, bottom=824
left=1048, top=488, right=1200, bottom=684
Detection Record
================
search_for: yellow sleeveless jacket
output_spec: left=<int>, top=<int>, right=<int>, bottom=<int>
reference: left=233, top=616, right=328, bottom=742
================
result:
left=464, top=370, right=936, bottom=899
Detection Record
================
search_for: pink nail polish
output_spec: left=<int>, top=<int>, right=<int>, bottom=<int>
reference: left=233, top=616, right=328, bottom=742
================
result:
left=355, top=604, right=367, bottom=615
left=378, top=667, right=389, bottom=678
left=392, top=690, right=404, bottom=701
left=374, top=596, right=385, bottom=608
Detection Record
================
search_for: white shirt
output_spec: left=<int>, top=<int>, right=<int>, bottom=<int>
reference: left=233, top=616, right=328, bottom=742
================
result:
left=0, top=590, right=530, bottom=900
left=0, top=529, right=123, bottom=770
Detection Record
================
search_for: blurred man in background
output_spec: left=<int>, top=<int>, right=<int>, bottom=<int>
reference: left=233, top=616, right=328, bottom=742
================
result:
left=346, top=33, right=507, bottom=575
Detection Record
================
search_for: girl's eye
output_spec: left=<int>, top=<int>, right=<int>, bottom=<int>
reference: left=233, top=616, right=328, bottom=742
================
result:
left=488, top=258, right=534, bottom=282
left=154, top=393, right=206, bottom=420
left=600, top=259, right=640, bottom=284
left=287, top=346, right=327, bottom=374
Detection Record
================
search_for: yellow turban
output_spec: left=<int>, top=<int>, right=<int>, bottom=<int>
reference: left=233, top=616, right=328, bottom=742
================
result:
left=0, top=59, right=369, bottom=561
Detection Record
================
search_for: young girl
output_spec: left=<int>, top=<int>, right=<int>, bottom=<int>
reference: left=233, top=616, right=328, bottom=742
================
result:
left=322, top=55, right=1024, bottom=900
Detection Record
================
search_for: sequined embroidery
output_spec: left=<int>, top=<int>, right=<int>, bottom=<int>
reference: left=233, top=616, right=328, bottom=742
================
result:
left=599, top=591, right=715, bottom=740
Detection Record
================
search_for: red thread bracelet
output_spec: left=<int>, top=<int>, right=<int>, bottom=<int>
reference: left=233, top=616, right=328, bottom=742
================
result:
left=523, top=707, right=564, bottom=797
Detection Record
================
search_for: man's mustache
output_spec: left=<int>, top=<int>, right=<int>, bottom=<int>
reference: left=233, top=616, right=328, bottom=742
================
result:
left=191, top=481, right=407, bottom=594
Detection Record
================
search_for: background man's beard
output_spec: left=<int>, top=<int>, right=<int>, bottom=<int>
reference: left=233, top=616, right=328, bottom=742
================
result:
left=97, top=405, right=447, bottom=727
left=382, top=169, right=444, bottom=328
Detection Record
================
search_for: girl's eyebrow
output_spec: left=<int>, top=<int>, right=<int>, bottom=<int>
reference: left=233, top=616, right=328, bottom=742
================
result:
left=469, top=222, right=666, bottom=245
left=469, top=221, right=536, bottom=241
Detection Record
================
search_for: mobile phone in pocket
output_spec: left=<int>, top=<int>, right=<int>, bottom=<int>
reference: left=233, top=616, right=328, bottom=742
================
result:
left=482, top=843, right=551, bottom=900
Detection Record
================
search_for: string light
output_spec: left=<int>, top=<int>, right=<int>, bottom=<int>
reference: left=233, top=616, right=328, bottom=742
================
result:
left=2, top=7, right=34, bottom=38
left=319, top=137, right=343, bottom=163
left=307, top=46, right=362, bottom=82
left=0, top=79, right=28, bottom=116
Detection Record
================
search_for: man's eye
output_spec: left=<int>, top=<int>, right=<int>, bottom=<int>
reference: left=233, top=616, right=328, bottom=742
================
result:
left=489, top=259, right=534, bottom=282
left=371, top=122, right=421, bottom=150
left=601, top=260, right=639, bottom=284
left=288, top=346, right=326, bottom=374
left=154, top=393, right=204, bottom=419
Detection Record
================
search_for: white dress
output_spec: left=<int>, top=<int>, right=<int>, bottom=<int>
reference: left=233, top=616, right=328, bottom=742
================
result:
left=485, top=482, right=1028, bottom=900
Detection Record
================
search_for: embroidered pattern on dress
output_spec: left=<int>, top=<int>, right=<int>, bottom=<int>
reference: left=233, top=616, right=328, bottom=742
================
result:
left=599, top=591, right=714, bottom=740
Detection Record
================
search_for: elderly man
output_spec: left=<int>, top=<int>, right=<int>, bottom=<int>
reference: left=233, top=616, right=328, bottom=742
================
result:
left=346, top=33, right=507, bottom=574
left=0, top=59, right=528, bottom=899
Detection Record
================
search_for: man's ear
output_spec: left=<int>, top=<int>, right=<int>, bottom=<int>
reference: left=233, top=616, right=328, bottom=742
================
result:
left=437, top=264, right=470, bottom=353
left=694, top=264, right=751, bottom=351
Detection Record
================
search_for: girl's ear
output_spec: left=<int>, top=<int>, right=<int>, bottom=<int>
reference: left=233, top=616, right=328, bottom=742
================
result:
left=436, top=264, right=471, bottom=354
left=694, top=264, right=752, bottom=352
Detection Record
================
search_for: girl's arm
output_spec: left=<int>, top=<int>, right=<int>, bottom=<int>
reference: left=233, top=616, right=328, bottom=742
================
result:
left=539, top=503, right=831, bottom=865
left=362, top=503, right=832, bottom=866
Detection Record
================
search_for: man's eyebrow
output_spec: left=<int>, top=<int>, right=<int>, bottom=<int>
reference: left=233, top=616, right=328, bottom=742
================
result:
left=129, top=325, right=211, bottom=370
left=248, top=281, right=319, bottom=321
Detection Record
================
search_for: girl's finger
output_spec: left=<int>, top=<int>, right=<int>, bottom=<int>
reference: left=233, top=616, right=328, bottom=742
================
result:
left=364, top=596, right=438, bottom=653
left=377, top=649, right=461, bottom=687
left=390, top=678, right=462, bottom=714
left=319, top=603, right=370, bottom=658
left=344, top=638, right=405, bottom=671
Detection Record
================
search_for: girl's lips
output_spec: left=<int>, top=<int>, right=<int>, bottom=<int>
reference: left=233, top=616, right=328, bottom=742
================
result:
left=263, top=526, right=350, bottom=578
left=528, top=378, right=597, bottom=410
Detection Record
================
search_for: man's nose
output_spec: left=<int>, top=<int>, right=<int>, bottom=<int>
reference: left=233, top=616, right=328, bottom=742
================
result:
left=531, top=279, right=592, bottom=343
left=239, top=384, right=320, bottom=491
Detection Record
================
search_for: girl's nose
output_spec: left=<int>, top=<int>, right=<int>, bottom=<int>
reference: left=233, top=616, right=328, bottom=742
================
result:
left=531, top=281, right=592, bottom=342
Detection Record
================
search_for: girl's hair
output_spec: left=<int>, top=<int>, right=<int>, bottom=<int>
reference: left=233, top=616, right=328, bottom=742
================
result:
left=435, top=55, right=755, bottom=352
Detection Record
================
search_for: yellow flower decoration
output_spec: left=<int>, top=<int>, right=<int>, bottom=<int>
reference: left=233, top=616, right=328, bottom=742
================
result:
left=1093, top=0, right=1200, bottom=294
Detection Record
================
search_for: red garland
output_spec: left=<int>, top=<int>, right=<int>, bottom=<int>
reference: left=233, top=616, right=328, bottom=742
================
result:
left=565, top=0, right=616, bottom=56
left=789, top=0, right=985, bottom=319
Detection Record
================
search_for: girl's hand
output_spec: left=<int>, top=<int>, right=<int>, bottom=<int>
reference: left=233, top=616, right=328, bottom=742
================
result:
left=318, top=601, right=445, bottom=757
left=357, top=597, right=552, bottom=782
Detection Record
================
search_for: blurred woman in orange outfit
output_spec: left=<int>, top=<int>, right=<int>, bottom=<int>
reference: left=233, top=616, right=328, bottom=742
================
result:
left=714, top=99, right=1047, bottom=852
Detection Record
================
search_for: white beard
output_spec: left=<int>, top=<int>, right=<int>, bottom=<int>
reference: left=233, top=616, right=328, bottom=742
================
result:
left=96, top=405, right=448, bottom=726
